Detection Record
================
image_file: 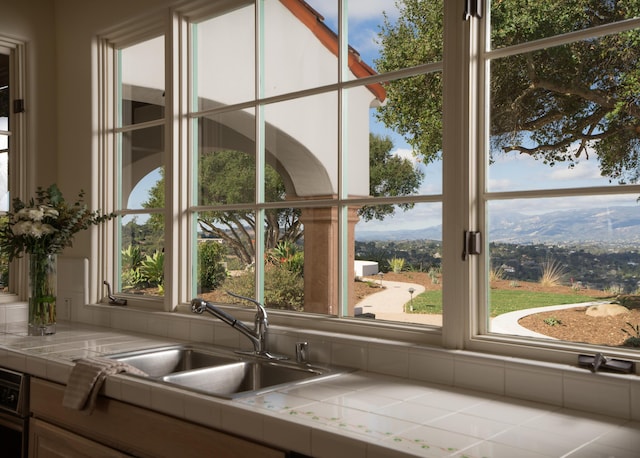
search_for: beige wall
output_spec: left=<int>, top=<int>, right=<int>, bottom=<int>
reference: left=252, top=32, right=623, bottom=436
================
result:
left=0, top=0, right=57, bottom=190
left=54, top=0, right=173, bottom=257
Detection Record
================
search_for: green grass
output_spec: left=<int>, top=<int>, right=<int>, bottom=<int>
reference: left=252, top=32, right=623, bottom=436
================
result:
left=409, top=289, right=605, bottom=317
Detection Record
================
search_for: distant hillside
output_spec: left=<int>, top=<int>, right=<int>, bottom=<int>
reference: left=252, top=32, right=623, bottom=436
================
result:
left=357, top=206, right=640, bottom=244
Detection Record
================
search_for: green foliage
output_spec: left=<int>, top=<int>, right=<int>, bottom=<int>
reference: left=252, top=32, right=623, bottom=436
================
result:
left=121, top=216, right=164, bottom=258
left=490, top=265, right=505, bottom=281
left=198, top=241, right=228, bottom=291
left=407, top=289, right=604, bottom=317
left=543, top=317, right=563, bottom=327
left=268, top=241, right=304, bottom=276
left=388, top=257, right=405, bottom=273
left=427, top=266, right=441, bottom=284
left=375, top=0, right=444, bottom=161
left=359, top=134, right=424, bottom=221
left=221, top=265, right=304, bottom=312
left=621, top=322, right=640, bottom=347
left=121, top=244, right=144, bottom=271
left=0, top=184, right=115, bottom=260
left=539, top=258, right=566, bottom=287
left=376, top=0, right=640, bottom=183
left=140, top=250, right=164, bottom=293
left=121, top=245, right=164, bottom=294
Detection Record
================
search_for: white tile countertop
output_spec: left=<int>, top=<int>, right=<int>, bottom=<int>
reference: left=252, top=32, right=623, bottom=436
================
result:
left=1, top=321, right=640, bottom=458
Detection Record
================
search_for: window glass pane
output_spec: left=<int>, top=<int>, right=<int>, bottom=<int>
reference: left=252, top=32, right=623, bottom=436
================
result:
left=120, top=214, right=164, bottom=296
left=193, top=4, right=255, bottom=110
left=488, top=195, right=640, bottom=348
left=121, top=127, right=164, bottom=210
left=486, top=12, right=640, bottom=351
left=264, top=93, right=337, bottom=202
left=490, top=0, right=640, bottom=50
left=194, top=210, right=256, bottom=300
left=0, top=52, right=8, bottom=213
left=489, top=29, right=640, bottom=190
left=0, top=52, right=9, bottom=291
left=196, top=109, right=256, bottom=206
left=263, top=0, right=338, bottom=97
left=119, top=36, right=165, bottom=126
left=0, top=52, right=8, bottom=129
left=0, top=136, right=7, bottom=211
left=354, top=202, right=442, bottom=326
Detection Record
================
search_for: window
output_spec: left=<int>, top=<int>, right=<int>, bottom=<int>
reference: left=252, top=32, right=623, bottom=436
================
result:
left=101, top=0, right=640, bottom=363
left=0, top=37, right=25, bottom=299
left=115, top=35, right=165, bottom=299
left=480, top=1, right=640, bottom=355
left=108, top=0, right=444, bottom=331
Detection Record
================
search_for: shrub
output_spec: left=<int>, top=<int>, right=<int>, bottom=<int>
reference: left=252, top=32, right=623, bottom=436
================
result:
left=539, top=257, right=566, bottom=287
left=543, top=317, right=562, bottom=326
left=490, top=265, right=505, bottom=281
left=268, top=241, right=304, bottom=275
left=388, top=257, right=405, bottom=273
left=427, top=266, right=441, bottom=281
left=621, top=322, right=640, bottom=347
left=121, top=245, right=145, bottom=290
left=221, top=262, right=304, bottom=311
left=140, top=250, right=165, bottom=294
left=198, top=241, right=228, bottom=291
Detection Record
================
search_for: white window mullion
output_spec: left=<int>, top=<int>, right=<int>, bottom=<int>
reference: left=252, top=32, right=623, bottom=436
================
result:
left=441, top=0, right=474, bottom=349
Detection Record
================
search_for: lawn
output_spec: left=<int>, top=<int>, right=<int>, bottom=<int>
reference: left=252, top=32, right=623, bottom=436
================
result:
left=410, top=289, right=606, bottom=317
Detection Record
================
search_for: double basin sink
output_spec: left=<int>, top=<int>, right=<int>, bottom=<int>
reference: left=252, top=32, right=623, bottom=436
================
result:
left=108, top=345, right=347, bottom=399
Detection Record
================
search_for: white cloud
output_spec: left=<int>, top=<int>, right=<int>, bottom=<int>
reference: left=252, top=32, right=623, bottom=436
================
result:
left=392, top=147, right=416, bottom=162
left=549, top=159, right=601, bottom=181
left=347, top=0, right=400, bottom=22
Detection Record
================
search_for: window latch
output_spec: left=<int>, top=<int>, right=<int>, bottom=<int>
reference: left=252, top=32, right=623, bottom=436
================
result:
left=464, top=0, right=483, bottom=20
left=462, top=230, right=482, bottom=261
left=578, top=354, right=635, bottom=374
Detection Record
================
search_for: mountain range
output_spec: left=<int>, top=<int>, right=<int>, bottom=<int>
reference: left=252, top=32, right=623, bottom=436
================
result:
left=357, top=206, right=640, bottom=244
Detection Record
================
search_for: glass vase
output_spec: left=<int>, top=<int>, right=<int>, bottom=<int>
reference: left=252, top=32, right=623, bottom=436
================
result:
left=28, top=253, right=57, bottom=336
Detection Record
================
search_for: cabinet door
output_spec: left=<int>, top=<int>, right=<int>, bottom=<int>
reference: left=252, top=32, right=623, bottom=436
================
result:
left=29, top=418, right=129, bottom=458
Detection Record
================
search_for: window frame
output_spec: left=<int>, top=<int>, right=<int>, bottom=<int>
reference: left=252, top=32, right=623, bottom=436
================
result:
left=96, top=0, right=640, bottom=366
left=467, top=4, right=640, bottom=364
left=0, top=36, right=27, bottom=302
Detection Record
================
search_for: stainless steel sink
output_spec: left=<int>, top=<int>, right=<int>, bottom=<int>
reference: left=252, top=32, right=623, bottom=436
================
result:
left=161, top=360, right=337, bottom=398
left=108, top=345, right=241, bottom=378
left=108, top=345, right=348, bottom=398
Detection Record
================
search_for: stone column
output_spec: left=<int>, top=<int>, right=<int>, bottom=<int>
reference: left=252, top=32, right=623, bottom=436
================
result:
left=299, top=206, right=359, bottom=315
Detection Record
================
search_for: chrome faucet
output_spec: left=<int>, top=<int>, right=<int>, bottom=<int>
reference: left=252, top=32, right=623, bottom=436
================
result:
left=190, top=292, right=286, bottom=360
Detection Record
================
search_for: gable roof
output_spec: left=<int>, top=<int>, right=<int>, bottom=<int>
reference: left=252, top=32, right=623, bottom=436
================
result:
left=279, top=0, right=386, bottom=102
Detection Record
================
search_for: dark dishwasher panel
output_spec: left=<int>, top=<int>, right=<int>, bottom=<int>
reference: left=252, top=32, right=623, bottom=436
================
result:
left=0, top=368, right=29, bottom=458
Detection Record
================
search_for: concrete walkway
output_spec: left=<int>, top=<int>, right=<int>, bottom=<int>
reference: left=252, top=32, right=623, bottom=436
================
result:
left=357, top=277, right=612, bottom=333
left=355, top=278, right=443, bottom=325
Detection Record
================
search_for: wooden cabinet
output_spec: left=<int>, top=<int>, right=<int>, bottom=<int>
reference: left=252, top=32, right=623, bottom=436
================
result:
left=29, top=418, right=129, bottom=458
left=29, top=378, right=286, bottom=458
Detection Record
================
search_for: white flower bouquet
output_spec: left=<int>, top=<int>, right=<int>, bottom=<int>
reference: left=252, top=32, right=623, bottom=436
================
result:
left=0, top=184, right=114, bottom=259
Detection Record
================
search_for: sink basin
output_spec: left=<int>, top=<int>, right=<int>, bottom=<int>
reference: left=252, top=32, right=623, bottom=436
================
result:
left=108, top=345, right=241, bottom=378
left=108, top=344, right=348, bottom=398
left=161, top=360, right=340, bottom=398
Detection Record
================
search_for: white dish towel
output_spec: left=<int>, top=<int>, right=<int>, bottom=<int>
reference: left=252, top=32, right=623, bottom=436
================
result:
left=63, top=357, right=147, bottom=414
